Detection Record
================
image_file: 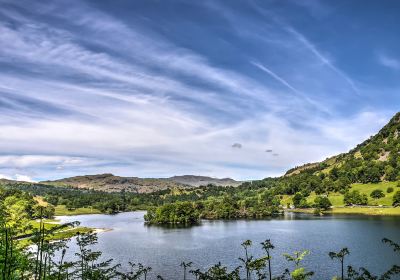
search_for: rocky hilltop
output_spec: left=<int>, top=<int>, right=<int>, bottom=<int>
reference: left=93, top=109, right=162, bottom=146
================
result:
left=40, top=173, right=241, bottom=193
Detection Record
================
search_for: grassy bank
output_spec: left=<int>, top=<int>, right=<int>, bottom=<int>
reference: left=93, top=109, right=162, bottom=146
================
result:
left=288, top=207, right=400, bottom=216
left=18, top=219, right=93, bottom=246
left=282, top=181, right=400, bottom=216
left=55, top=205, right=102, bottom=216
left=281, top=181, right=399, bottom=208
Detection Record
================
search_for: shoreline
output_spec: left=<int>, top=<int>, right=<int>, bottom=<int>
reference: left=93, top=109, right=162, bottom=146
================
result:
left=93, top=227, right=113, bottom=234
left=57, top=207, right=400, bottom=220
left=287, top=206, right=400, bottom=216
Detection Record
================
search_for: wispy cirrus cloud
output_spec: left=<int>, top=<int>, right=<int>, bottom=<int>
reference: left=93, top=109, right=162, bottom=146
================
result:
left=285, top=27, right=360, bottom=95
left=0, top=0, right=398, bottom=181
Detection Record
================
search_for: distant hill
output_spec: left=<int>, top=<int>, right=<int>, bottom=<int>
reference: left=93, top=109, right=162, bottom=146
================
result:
left=168, top=175, right=242, bottom=187
left=40, top=174, right=241, bottom=193
left=282, top=112, right=400, bottom=188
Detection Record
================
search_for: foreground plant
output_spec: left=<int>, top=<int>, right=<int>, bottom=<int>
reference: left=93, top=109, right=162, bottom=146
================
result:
left=329, top=247, right=350, bottom=280
left=283, top=250, right=313, bottom=280
left=261, top=239, right=275, bottom=280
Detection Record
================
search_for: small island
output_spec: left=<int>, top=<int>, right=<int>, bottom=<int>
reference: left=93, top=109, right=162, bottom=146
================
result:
left=144, top=192, right=281, bottom=225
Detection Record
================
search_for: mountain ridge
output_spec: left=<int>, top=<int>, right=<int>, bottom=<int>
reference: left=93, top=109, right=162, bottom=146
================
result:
left=39, top=173, right=242, bottom=193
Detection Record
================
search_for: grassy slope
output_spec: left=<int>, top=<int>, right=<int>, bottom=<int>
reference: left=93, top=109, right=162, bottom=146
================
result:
left=282, top=181, right=400, bottom=215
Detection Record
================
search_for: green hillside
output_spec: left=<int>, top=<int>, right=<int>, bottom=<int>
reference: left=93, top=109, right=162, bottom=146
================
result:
left=286, top=112, right=400, bottom=182
left=263, top=112, right=400, bottom=213
left=270, top=112, right=400, bottom=192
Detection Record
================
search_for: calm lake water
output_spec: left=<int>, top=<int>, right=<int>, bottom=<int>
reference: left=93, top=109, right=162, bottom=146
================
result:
left=58, top=212, right=400, bottom=279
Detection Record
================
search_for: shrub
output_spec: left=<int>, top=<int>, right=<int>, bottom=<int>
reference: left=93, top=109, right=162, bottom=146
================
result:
left=344, top=190, right=368, bottom=205
left=393, top=191, right=400, bottom=207
left=387, top=187, right=394, bottom=193
left=314, top=196, right=332, bottom=210
left=370, top=189, right=385, bottom=199
left=293, top=192, right=307, bottom=208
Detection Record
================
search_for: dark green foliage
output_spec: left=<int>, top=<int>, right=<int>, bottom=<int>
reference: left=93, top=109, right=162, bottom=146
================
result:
left=193, top=262, right=240, bottom=279
left=293, top=193, right=309, bottom=208
left=387, top=187, right=394, bottom=193
left=370, top=189, right=385, bottom=199
left=145, top=190, right=282, bottom=224
left=344, top=191, right=368, bottom=206
left=144, top=202, right=199, bottom=225
left=393, top=191, right=400, bottom=207
left=313, top=196, right=332, bottom=210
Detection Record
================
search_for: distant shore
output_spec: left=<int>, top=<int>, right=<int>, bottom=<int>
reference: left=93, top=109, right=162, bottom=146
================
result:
left=287, top=206, right=400, bottom=216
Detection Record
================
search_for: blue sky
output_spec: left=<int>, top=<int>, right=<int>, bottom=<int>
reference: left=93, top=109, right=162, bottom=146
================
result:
left=0, top=0, right=399, bottom=181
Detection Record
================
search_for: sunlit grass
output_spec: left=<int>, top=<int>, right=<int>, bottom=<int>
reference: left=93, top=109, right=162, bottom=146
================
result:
left=281, top=181, right=400, bottom=215
left=55, top=205, right=102, bottom=216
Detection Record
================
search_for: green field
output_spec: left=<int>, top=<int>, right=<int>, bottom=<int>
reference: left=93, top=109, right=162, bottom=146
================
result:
left=55, top=205, right=102, bottom=216
left=351, top=181, right=398, bottom=206
left=282, top=181, right=400, bottom=215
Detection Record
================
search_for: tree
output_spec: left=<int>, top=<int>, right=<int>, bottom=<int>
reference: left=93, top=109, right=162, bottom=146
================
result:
left=75, top=231, right=119, bottom=279
left=180, top=261, right=192, bottom=280
left=385, top=165, right=398, bottom=181
left=393, top=191, right=400, bottom=207
left=239, top=240, right=253, bottom=280
left=314, top=196, right=332, bottom=210
left=344, top=191, right=368, bottom=205
left=261, top=239, right=275, bottom=280
left=293, top=193, right=309, bottom=208
left=144, top=202, right=199, bottom=225
left=329, top=248, right=350, bottom=280
left=370, top=189, right=385, bottom=199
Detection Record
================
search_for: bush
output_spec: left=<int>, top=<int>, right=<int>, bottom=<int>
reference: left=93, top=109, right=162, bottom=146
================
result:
left=393, top=191, right=400, bottom=207
left=370, top=189, right=385, bottom=199
left=293, top=192, right=308, bottom=208
left=314, top=196, right=332, bottom=210
left=387, top=187, right=394, bottom=193
left=344, top=190, right=368, bottom=205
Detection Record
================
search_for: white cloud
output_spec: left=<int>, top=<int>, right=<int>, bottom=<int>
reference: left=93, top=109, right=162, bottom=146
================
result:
left=378, top=53, right=400, bottom=70
left=0, top=173, right=35, bottom=182
left=0, top=155, right=83, bottom=168
left=0, top=174, right=12, bottom=180
left=15, top=174, right=35, bottom=182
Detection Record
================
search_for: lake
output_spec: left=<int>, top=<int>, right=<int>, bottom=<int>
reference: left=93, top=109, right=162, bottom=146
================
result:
left=58, top=212, right=400, bottom=279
